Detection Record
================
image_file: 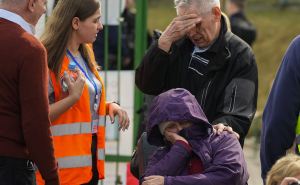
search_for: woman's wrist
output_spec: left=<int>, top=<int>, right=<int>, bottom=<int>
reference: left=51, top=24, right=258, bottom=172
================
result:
left=111, top=101, right=120, bottom=106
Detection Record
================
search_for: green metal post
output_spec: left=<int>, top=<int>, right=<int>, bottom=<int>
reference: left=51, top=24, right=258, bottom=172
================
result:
left=115, top=0, right=123, bottom=184
left=100, top=1, right=109, bottom=184
left=133, top=0, right=148, bottom=146
left=104, top=0, right=109, bottom=85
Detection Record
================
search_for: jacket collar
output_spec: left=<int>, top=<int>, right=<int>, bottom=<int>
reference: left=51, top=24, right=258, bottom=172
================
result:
left=208, top=16, right=227, bottom=53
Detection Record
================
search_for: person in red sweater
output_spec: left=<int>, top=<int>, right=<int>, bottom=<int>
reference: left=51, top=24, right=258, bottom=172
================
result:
left=0, top=0, right=60, bottom=185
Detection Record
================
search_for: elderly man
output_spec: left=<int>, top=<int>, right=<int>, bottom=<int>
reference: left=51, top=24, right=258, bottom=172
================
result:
left=0, top=0, right=59, bottom=184
left=135, top=0, right=258, bottom=146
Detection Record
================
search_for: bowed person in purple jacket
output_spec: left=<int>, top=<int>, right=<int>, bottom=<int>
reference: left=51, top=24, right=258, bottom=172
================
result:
left=142, top=88, right=249, bottom=185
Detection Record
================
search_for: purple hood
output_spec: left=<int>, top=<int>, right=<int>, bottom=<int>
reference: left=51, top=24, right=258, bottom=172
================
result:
left=147, top=88, right=213, bottom=146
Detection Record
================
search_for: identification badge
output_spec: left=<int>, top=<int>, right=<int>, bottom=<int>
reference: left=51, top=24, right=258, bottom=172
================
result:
left=92, top=119, right=99, bottom=133
left=94, top=103, right=98, bottom=112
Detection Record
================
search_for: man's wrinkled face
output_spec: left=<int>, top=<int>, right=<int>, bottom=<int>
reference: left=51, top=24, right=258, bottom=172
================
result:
left=177, top=5, right=219, bottom=48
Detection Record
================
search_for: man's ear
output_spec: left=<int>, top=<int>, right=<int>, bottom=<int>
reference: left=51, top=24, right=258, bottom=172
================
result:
left=212, top=7, right=222, bottom=22
left=72, top=17, right=80, bottom=30
left=27, top=0, right=35, bottom=13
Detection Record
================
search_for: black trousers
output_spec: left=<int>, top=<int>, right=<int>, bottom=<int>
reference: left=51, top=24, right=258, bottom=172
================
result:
left=82, top=134, right=99, bottom=185
left=0, top=156, right=36, bottom=185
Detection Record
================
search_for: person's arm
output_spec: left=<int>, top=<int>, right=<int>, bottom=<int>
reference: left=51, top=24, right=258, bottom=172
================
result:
left=164, top=134, right=248, bottom=185
left=19, top=43, right=59, bottom=185
left=135, top=40, right=172, bottom=95
left=142, top=141, right=192, bottom=180
left=212, top=49, right=258, bottom=146
left=260, top=36, right=300, bottom=181
left=106, top=102, right=130, bottom=131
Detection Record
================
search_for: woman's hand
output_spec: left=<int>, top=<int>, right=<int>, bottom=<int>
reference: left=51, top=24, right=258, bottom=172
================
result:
left=213, top=123, right=240, bottom=139
left=64, top=69, right=85, bottom=102
left=49, top=69, right=85, bottom=121
left=108, top=102, right=130, bottom=131
left=142, top=176, right=164, bottom=185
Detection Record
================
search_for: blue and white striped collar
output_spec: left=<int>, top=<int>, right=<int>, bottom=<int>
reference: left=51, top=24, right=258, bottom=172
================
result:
left=193, top=38, right=217, bottom=54
left=0, top=8, right=35, bottom=34
left=193, top=46, right=210, bottom=54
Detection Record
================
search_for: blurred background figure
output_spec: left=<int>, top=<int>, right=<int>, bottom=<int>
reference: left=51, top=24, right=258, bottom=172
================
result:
left=93, top=0, right=129, bottom=70
left=120, top=0, right=136, bottom=70
left=279, top=0, right=289, bottom=7
left=266, top=154, right=300, bottom=185
left=92, top=0, right=150, bottom=70
left=226, top=0, right=257, bottom=46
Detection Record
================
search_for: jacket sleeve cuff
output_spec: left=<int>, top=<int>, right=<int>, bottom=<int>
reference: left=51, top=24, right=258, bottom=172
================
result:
left=152, top=40, right=171, bottom=56
left=105, top=101, right=120, bottom=114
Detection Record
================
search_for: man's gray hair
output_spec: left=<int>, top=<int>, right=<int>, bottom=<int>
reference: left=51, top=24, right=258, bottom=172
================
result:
left=1, top=0, right=24, bottom=4
left=174, top=0, right=220, bottom=14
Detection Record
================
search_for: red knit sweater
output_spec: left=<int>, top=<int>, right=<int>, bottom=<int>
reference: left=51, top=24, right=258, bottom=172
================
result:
left=0, top=18, right=59, bottom=185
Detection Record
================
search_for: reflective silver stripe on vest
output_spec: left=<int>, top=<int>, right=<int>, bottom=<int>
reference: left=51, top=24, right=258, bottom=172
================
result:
left=51, top=122, right=92, bottom=136
left=97, top=149, right=105, bottom=160
left=98, top=116, right=106, bottom=127
left=58, top=155, right=92, bottom=168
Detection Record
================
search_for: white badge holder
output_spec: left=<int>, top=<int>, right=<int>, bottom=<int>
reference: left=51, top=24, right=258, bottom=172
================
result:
left=92, top=119, right=99, bottom=133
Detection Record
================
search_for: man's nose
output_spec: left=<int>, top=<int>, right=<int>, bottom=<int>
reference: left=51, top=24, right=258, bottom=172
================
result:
left=188, top=27, right=197, bottom=36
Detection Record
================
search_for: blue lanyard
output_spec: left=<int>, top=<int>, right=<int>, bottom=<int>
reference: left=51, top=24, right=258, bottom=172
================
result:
left=66, top=50, right=99, bottom=103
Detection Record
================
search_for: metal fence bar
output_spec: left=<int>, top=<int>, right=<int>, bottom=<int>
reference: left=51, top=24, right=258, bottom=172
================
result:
left=133, top=0, right=148, bottom=146
left=115, top=0, right=123, bottom=183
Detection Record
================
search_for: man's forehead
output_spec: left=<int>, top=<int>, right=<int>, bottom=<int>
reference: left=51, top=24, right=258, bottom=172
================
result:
left=177, top=6, right=202, bottom=16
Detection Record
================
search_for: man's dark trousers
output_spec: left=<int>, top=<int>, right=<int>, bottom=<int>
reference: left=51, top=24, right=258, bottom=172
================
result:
left=0, top=156, right=36, bottom=185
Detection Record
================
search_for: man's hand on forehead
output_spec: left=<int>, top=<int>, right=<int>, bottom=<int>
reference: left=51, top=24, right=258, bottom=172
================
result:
left=175, top=14, right=202, bottom=25
left=176, top=13, right=199, bottom=20
left=158, top=13, right=201, bottom=52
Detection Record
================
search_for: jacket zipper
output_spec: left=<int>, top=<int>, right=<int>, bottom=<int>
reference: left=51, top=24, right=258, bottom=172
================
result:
left=192, top=141, right=211, bottom=170
left=201, top=80, right=212, bottom=107
left=229, top=85, right=237, bottom=112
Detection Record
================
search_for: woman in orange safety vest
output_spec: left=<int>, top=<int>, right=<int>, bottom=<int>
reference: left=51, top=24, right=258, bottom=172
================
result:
left=36, top=0, right=130, bottom=184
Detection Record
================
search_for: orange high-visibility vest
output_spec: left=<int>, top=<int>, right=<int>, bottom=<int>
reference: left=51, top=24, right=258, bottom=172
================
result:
left=37, top=49, right=107, bottom=185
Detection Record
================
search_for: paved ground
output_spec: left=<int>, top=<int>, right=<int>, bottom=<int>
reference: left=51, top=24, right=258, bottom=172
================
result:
left=244, top=137, right=263, bottom=185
